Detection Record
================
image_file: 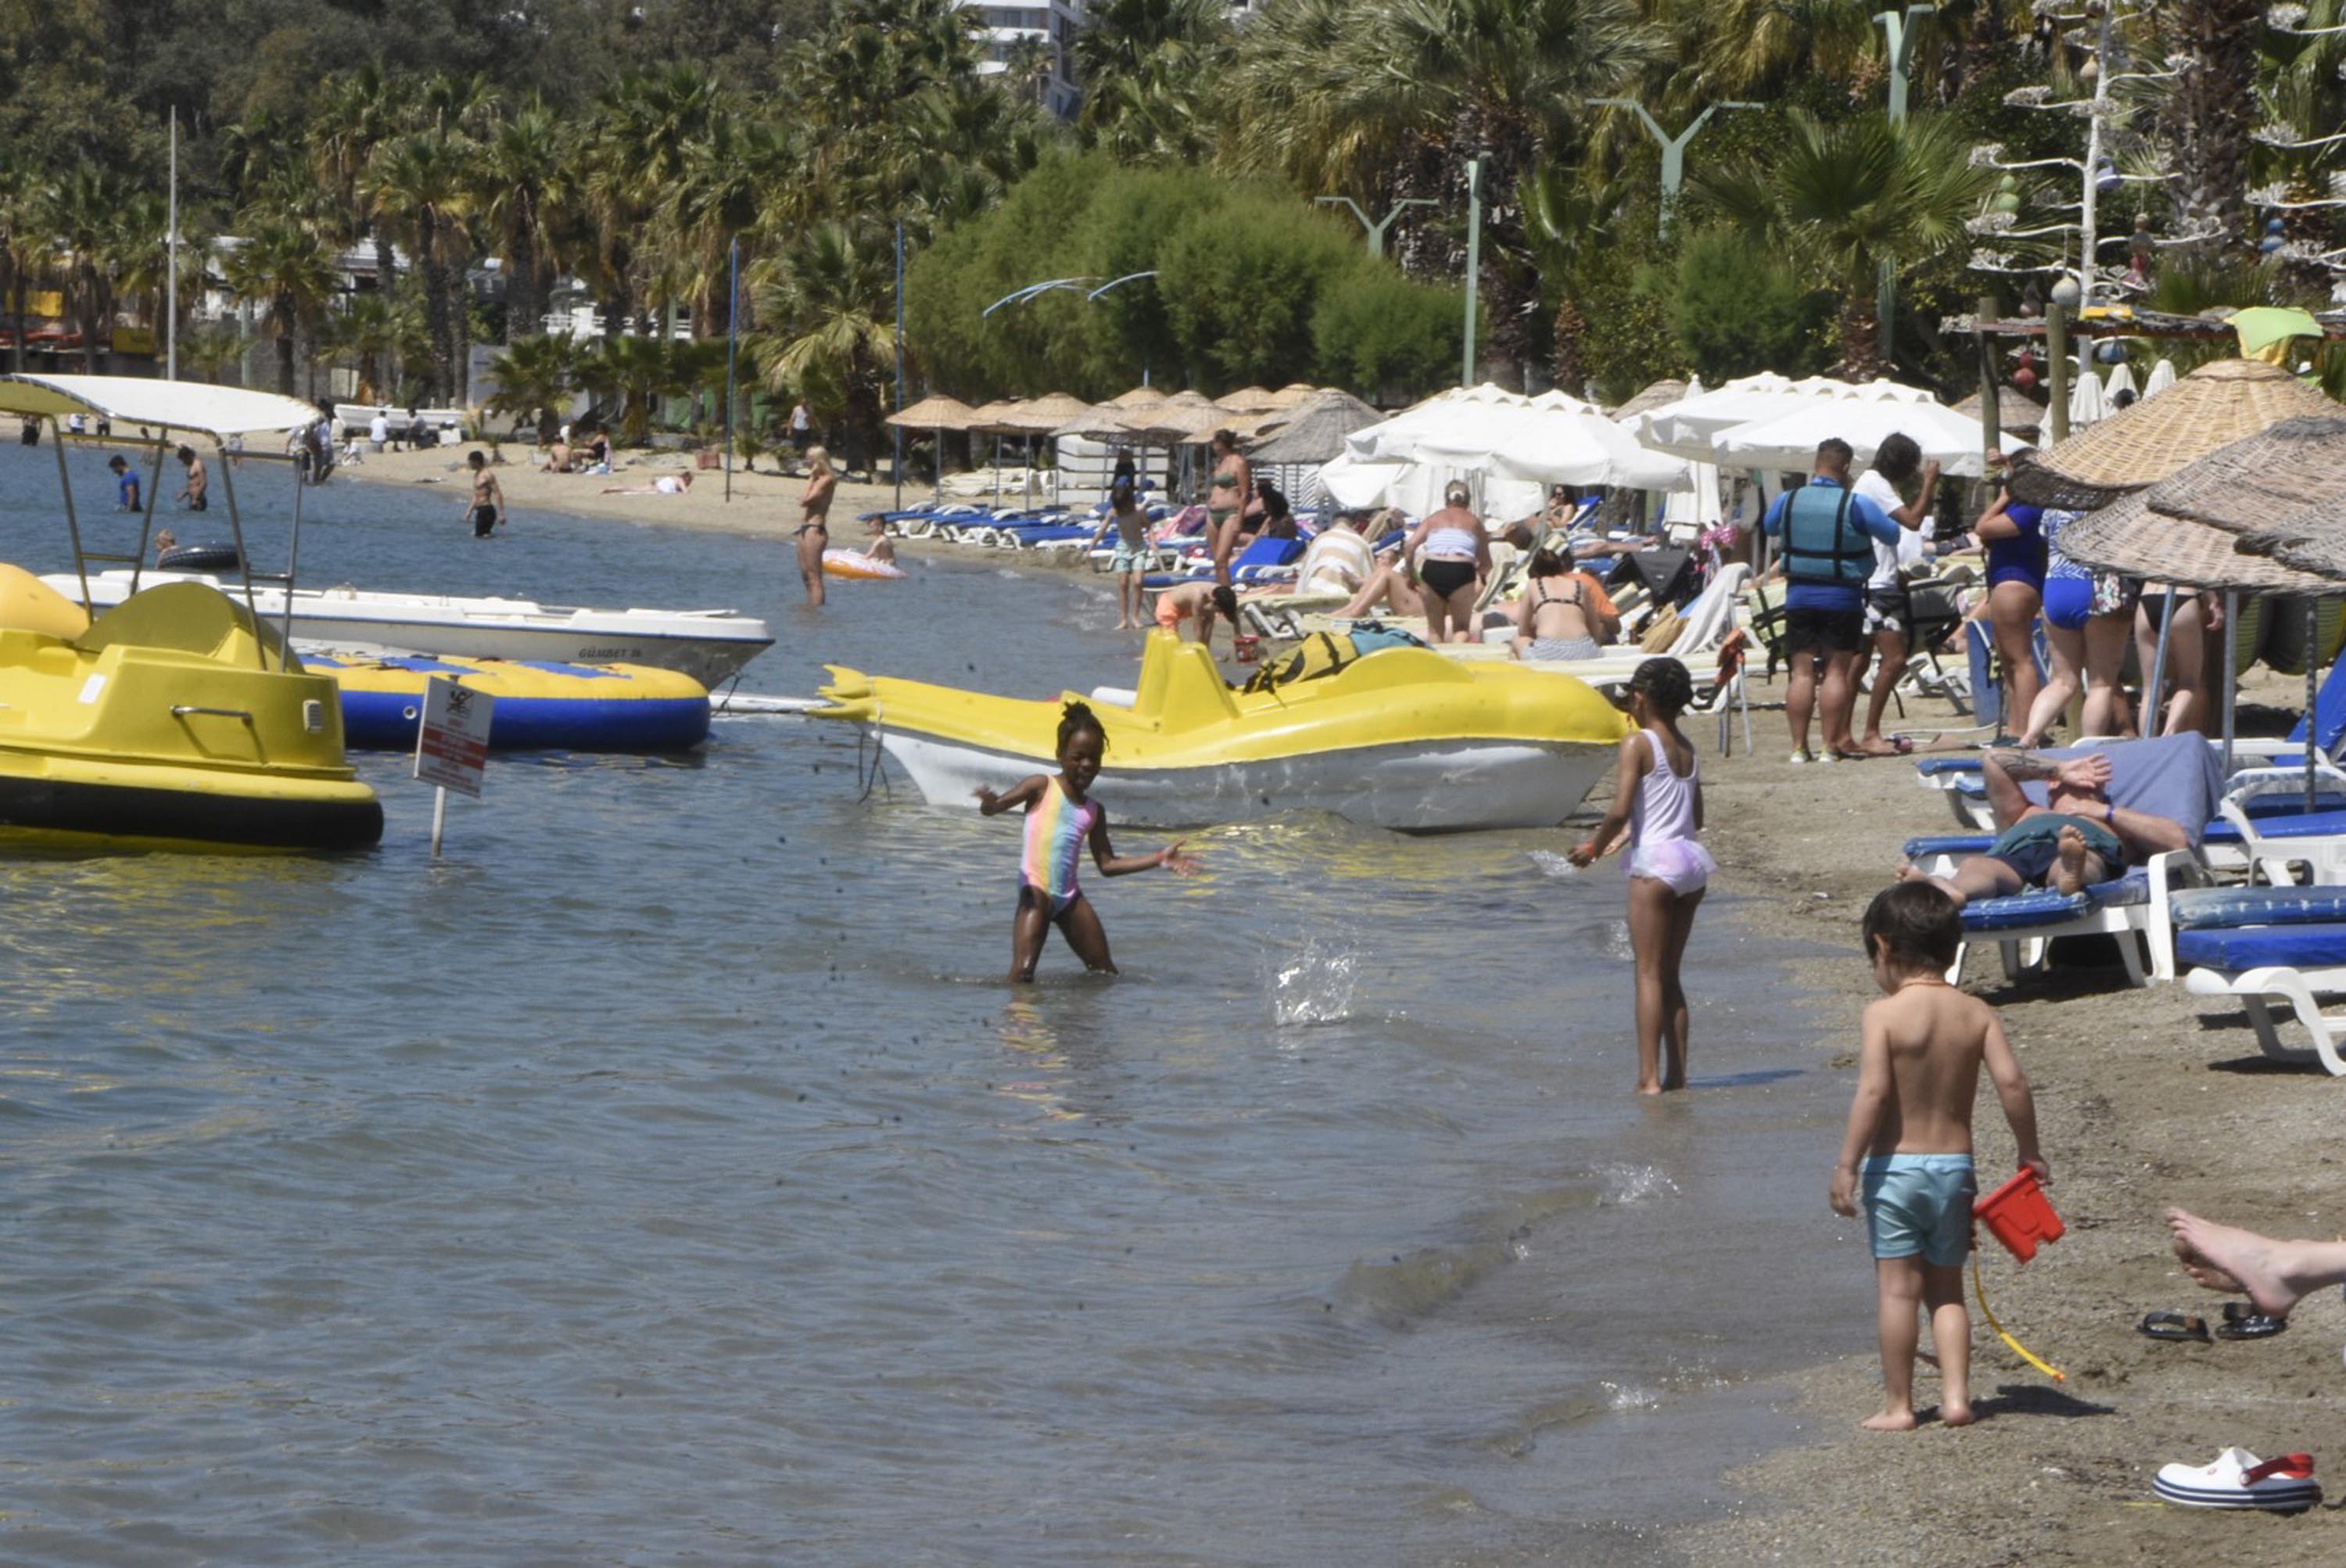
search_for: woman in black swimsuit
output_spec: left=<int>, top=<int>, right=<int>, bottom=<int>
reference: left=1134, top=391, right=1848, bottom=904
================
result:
left=797, top=445, right=837, bottom=608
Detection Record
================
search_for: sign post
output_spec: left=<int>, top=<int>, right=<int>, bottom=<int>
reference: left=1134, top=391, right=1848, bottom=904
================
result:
left=413, top=676, right=492, bottom=855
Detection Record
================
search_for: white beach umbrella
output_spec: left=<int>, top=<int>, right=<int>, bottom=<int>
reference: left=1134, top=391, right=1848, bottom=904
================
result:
left=1343, top=383, right=1691, bottom=499
left=2069, top=364, right=2107, bottom=430
left=1634, top=374, right=1942, bottom=464
left=2143, top=358, right=2179, bottom=399
left=1712, top=396, right=2021, bottom=479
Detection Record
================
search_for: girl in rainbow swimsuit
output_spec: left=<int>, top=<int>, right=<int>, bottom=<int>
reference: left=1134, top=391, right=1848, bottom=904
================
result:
left=975, top=701, right=1199, bottom=981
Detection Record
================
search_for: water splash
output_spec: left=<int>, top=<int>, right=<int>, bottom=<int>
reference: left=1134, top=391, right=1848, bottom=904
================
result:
left=1602, top=921, right=1634, bottom=963
left=1594, top=1163, right=1681, bottom=1206
left=1527, top=849, right=1579, bottom=879
left=1270, top=936, right=1359, bottom=1027
left=1599, top=1380, right=1663, bottom=1412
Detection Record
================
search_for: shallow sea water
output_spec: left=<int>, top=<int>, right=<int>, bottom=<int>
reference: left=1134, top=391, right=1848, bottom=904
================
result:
left=0, top=442, right=1876, bottom=1565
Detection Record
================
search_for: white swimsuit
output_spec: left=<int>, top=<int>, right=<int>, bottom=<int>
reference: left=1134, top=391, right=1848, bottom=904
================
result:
left=1626, top=729, right=1716, bottom=895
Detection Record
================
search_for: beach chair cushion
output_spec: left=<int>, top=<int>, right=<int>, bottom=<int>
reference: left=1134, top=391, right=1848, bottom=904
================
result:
left=2228, top=807, right=2346, bottom=841
left=1904, top=833, right=1993, bottom=859
left=2176, top=922, right=2346, bottom=972
left=1234, top=536, right=1305, bottom=569
left=1916, top=758, right=1983, bottom=779
left=2169, top=887, right=2346, bottom=929
left=1959, top=867, right=2150, bottom=932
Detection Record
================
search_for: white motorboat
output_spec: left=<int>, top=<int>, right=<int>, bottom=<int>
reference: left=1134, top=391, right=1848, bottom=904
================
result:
left=41, top=570, right=774, bottom=687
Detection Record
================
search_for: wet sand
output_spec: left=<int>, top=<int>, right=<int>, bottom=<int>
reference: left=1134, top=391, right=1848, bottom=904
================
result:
left=1674, top=669, right=2346, bottom=1567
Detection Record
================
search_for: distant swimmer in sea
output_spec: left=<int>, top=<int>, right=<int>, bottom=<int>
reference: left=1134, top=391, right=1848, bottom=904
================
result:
left=108, top=454, right=141, bottom=512
left=601, top=472, right=694, bottom=495
left=797, top=445, right=836, bottom=608
left=465, top=450, right=505, bottom=537
left=974, top=700, right=1198, bottom=981
left=1569, top=658, right=1713, bottom=1094
left=1829, top=881, right=2046, bottom=1432
left=174, top=444, right=207, bottom=511
left=860, top=515, right=898, bottom=567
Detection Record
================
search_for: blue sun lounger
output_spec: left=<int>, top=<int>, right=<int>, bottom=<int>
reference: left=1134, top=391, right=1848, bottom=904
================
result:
left=1900, top=734, right=2224, bottom=985
left=2172, top=885, right=2346, bottom=1073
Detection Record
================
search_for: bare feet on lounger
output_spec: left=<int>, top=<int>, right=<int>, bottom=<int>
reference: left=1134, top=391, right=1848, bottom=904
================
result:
left=2167, top=1209, right=2324, bottom=1320
left=2050, top=825, right=2093, bottom=896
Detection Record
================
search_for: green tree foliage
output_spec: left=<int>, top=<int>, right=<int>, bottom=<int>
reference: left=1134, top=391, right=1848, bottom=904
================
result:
left=1659, top=228, right=1831, bottom=384
left=907, top=155, right=1460, bottom=403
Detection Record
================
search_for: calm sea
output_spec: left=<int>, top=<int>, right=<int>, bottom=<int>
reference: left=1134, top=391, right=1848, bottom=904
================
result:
left=0, top=440, right=1874, bottom=1566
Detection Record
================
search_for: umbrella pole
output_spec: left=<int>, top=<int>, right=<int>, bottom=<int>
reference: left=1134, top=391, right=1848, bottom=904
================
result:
left=2221, top=589, right=2238, bottom=774
left=932, top=422, right=942, bottom=504
left=2308, top=601, right=2320, bottom=815
left=2145, top=584, right=2179, bottom=739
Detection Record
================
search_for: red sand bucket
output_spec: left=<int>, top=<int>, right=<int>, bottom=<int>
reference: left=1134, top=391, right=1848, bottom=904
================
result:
left=1975, top=1168, right=2064, bottom=1264
left=1233, top=634, right=1261, bottom=665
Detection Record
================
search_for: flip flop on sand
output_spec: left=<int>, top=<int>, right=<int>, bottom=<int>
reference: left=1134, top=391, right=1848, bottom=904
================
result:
left=2139, top=1311, right=2212, bottom=1343
left=2216, top=1302, right=2289, bottom=1340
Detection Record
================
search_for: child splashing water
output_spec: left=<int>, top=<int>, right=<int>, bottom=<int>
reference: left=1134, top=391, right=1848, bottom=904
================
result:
left=976, top=701, right=1199, bottom=981
left=1569, top=658, right=1714, bottom=1094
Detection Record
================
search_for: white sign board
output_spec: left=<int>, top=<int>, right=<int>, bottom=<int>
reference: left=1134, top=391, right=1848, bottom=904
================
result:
left=414, top=677, right=492, bottom=798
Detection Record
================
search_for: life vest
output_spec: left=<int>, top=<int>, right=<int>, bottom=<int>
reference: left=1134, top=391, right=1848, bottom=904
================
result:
left=1781, top=483, right=1873, bottom=587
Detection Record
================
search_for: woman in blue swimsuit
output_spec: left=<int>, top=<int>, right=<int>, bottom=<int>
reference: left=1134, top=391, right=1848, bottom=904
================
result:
left=1971, top=490, right=2046, bottom=742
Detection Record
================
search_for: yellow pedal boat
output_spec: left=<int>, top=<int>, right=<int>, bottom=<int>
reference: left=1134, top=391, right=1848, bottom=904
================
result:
left=0, top=569, right=383, bottom=851
left=813, top=630, right=1629, bottom=832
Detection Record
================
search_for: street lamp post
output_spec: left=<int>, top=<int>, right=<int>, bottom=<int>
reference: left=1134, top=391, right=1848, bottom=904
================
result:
left=1462, top=159, right=1480, bottom=386
left=1589, top=98, right=1763, bottom=237
left=1315, top=196, right=1436, bottom=258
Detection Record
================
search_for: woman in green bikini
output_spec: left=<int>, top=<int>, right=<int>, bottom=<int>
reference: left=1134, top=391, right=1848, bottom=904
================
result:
left=1206, top=429, right=1250, bottom=587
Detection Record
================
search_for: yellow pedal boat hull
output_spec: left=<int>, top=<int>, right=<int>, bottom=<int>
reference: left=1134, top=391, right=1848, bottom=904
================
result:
left=0, top=574, right=382, bottom=852
left=815, top=631, right=1630, bottom=832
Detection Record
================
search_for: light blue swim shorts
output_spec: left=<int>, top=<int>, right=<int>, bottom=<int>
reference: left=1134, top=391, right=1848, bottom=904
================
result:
left=1860, top=1153, right=1976, bottom=1266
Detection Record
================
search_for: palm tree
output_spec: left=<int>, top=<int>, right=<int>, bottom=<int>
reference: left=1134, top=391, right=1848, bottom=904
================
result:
left=1074, top=0, right=1229, bottom=161
left=40, top=167, right=127, bottom=374
left=325, top=292, right=411, bottom=403
left=0, top=167, right=38, bottom=372
left=572, top=333, right=682, bottom=445
left=479, top=95, right=574, bottom=342
left=748, top=220, right=899, bottom=472
left=367, top=129, right=475, bottom=401
left=485, top=333, right=576, bottom=443
left=309, top=67, right=416, bottom=313
left=224, top=213, right=339, bottom=396
left=2161, top=0, right=2264, bottom=255
left=1691, top=110, right=1992, bottom=377
left=181, top=322, right=249, bottom=386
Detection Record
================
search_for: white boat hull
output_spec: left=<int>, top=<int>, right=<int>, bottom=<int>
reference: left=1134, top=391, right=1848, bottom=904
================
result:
left=45, top=572, right=773, bottom=686
left=866, top=729, right=1616, bottom=832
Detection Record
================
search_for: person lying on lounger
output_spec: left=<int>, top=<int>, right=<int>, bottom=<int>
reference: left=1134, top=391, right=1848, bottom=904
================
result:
left=1897, top=748, right=2190, bottom=910
left=2165, top=1207, right=2346, bottom=1325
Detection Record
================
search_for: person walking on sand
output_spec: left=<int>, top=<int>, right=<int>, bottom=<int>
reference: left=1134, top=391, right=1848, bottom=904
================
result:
left=1851, top=433, right=1939, bottom=756
left=174, top=445, right=208, bottom=511
left=795, top=445, right=837, bottom=607
left=465, top=450, right=504, bottom=537
left=974, top=701, right=1199, bottom=981
left=1761, top=438, right=1905, bottom=762
left=1090, top=475, right=1152, bottom=630
left=1205, top=429, right=1251, bottom=587
left=1830, top=881, right=2047, bottom=1432
left=1401, top=481, right=1493, bottom=645
left=1569, top=658, right=1714, bottom=1093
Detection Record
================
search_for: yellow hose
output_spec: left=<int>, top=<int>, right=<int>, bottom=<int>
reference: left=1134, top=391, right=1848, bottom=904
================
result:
left=1972, top=1251, right=2064, bottom=1383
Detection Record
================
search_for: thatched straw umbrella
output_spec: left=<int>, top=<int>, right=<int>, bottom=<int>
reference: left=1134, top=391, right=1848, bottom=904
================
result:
left=1107, top=385, right=1167, bottom=408
left=884, top=393, right=983, bottom=501
left=984, top=393, right=1101, bottom=508
left=1264, top=382, right=1321, bottom=410
left=1609, top=379, right=1688, bottom=423
left=1951, top=388, right=2046, bottom=441
left=2010, top=359, right=2335, bottom=510
left=2062, top=418, right=2346, bottom=786
left=1243, top=389, right=1385, bottom=465
left=1215, top=385, right=1279, bottom=413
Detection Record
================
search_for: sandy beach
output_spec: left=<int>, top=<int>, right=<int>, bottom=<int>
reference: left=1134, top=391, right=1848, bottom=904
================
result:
left=332, top=440, right=943, bottom=543
left=1666, top=676, right=2346, bottom=1567
left=330, top=447, right=2346, bottom=1560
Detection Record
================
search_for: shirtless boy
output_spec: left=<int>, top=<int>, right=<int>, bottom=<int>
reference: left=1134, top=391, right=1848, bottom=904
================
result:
left=1152, top=580, right=1239, bottom=647
left=1830, top=881, right=2047, bottom=1431
left=466, top=450, right=504, bottom=537
left=174, top=445, right=208, bottom=511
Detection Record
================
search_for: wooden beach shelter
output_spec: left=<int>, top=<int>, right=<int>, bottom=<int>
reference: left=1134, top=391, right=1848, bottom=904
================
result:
left=2011, top=359, right=2336, bottom=511
left=2062, top=415, right=2346, bottom=786
left=885, top=393, right=981, bottom=501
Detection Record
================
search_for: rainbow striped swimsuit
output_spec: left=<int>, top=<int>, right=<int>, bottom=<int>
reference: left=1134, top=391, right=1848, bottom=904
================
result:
left=1021, top=778, right=1100, bottom=917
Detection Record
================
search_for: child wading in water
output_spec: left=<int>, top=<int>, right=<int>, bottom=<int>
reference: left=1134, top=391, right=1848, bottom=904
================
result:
left=1569, top=658, right=1714, bottom=1093
left=976, top=701, right=1198, bottom=981
left=1831, top=882, right=2048, bottom=1431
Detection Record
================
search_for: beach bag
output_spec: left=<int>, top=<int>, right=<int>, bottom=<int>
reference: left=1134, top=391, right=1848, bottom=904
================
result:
left=1243, top=631, right=1359, bottom=693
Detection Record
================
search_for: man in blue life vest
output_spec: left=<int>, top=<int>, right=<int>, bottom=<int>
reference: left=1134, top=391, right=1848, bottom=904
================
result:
left=1761, top=437, right=1910, bottom=762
